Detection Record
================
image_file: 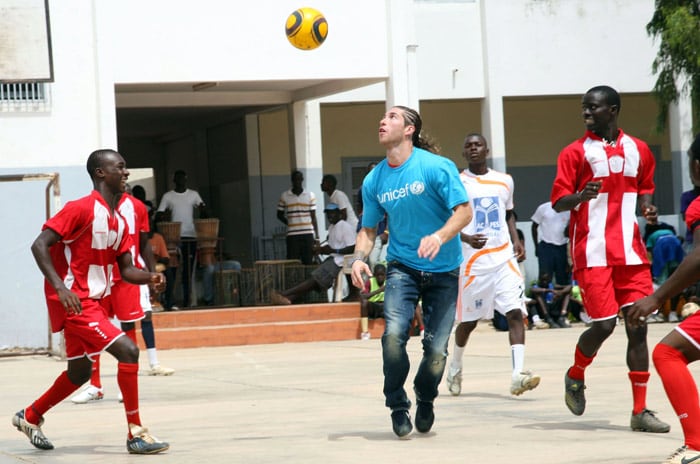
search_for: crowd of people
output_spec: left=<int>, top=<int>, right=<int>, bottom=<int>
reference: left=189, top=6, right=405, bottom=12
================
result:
left=13, top=88, right=700, bottom=464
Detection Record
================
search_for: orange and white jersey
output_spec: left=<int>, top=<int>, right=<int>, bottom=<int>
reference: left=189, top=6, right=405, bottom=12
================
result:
left=460, top=168, right=516, bottom=275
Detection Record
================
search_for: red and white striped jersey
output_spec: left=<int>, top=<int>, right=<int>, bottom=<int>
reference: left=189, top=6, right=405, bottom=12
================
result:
left=551, top=130, right=655, bottom=270
left=114, top=193, right=150, bottom=278
left=43, top=190, right=132, bottom=331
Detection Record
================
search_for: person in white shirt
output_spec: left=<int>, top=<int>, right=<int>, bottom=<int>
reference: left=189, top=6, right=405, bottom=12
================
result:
left=270, top=203, right=355, bottom=304
left=446, top=133, right=540, bottom=398
left=156, top=170, right=206, bottom=309
left=531, top=201, right=570, bottom=286
left=321, top=174, right=359, bottom=231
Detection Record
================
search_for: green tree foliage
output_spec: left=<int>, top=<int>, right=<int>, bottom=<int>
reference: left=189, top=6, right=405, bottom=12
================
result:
left=647, top=0, right=700, bottom=131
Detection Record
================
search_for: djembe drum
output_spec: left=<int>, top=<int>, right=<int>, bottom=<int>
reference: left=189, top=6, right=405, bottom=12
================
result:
left=194, top=218, right=219, bottom=266
left=157, top=221, right=181, bottom=268
left=254, top=259, right=301, bottom=305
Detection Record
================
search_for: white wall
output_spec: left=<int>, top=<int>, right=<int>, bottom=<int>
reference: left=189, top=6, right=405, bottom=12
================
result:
left=481, top=0, right=658, bottom=97
left=100, top=0, right=389, bottom=84
left=415, top=1, right=484, bottom=99
left=0, top=1, right=108, bottom=168
left=327, top=0, right=658, bottom=104
left=0, top=0, right=667, bottom=349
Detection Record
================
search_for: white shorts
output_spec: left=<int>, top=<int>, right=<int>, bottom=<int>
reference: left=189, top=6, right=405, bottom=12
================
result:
left=140, top=284, right=153, bottom=313
left=457, top=257, right=526, bottom=322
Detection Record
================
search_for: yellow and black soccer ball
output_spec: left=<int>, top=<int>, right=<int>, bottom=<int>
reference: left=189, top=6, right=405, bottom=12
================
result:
left=285, top=7, right=328, bottom=50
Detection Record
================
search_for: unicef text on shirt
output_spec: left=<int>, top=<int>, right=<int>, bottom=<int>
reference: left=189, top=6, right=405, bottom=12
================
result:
left=377, top=182, right=425, bottom=204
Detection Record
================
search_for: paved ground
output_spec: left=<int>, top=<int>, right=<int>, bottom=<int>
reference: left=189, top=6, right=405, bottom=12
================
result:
left=0, top=321, right=694, bottom=464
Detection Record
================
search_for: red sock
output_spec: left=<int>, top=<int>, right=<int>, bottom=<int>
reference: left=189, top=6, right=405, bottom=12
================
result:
left=628, top=371, right=650, bottom=415
left=90, top=355, right=102, bottom=389
left=654, top=343, right=700, bottom=450
left=117, top=362, right=141, bottom=434
left=567, top=345, right=594, bottom=381
left=25, top=371, right=82, bottom=424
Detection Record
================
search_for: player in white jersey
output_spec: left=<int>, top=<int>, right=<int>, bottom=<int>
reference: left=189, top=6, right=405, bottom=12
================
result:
left=446, top=133, right=540, bottom=397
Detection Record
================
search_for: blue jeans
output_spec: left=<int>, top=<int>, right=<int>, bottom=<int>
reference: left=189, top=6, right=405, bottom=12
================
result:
left=382, top=261, right=459, bottom=411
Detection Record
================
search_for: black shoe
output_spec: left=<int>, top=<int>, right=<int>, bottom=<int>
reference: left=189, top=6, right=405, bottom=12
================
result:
left=415, top=401, right=434, bottom=433
left=391, top=410, right=413, bottom=438
left=564, top=373, right=586, bottom=416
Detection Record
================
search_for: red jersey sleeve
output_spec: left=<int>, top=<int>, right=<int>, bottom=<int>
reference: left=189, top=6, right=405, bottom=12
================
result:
left=43, top=199, right=91, bottom=239
left=551, top=144, right=581, bottom=207
left=135, top=199, right=150, bottom=234
left=635, top=138, right=656, bottom=196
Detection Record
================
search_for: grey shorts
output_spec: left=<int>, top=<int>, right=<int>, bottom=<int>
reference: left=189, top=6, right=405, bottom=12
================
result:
left=311, top=257, right=341, bottom=289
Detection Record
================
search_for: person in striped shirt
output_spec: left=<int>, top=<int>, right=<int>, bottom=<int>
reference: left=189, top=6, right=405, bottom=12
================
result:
left=277, top=170, right=320, bottom=265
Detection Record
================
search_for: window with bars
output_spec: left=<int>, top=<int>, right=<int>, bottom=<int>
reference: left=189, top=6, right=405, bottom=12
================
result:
left=0, top=82, right=51, bottom=112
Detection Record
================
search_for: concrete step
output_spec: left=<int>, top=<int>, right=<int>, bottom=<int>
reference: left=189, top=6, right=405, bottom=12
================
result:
left=140, top=302, right=388, bottom=349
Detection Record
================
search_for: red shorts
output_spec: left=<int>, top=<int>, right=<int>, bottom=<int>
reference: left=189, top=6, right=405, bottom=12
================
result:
left=62, top=298, right=125, bottom=361
left=676, top=311, right=700, bottom=350
left=574, top=265, right=653, bottom=321
left=108, top=280, right=145, bottom=322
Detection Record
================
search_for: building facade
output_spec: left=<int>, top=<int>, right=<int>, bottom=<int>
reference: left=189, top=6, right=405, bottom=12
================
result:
left=0, top=0, right=692, bottom=349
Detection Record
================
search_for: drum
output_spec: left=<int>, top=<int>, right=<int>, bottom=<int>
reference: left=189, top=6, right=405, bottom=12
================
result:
left=195, top=218, right=219, bottom=266
left=238, top=268, right=257, bottom=307
left=216, top=270, right=241, bottom=306
left=157, top=221, right=181, bottom=267
left=254, top=259, right=301, bottom=305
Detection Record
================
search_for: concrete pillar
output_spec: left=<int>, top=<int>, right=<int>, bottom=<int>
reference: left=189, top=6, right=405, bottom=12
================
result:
left=384, top=0, right=419, bottom=112
left=668, top=92, right=694, bottom=211
left=479, top=0, right=506, bottom=172
left=291, top=100, right=325, bottom=229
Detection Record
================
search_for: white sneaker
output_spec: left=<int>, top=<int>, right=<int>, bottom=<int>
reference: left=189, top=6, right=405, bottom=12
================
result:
left=647, top=313, right=665, bottom=323
left=147, top=365, right=175, bottom=376
left=579, top=311, right=593, bottom=324
left=360, top=332, right=370, bottom=340
left=669, top=312, right=679, bottom=323
left=682, top=302, right=700, bottom=319
left=511, top=371, right=541, bottom=396
left=533, top=320, right=550, bottom=329
left=663, top=445, right=700, bottom=464
left=446, top=369, right=462, bottom=396
left=70, top=385, right=104, bottom=404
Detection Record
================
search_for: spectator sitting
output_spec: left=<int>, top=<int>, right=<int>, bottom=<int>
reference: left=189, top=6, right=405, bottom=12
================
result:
left=644, top=222, right=684, bottom=285
left=360, top=263, right=386, bottom=340
left=201, top=253, right=242, bottom=306
left=524, top=284, right=550, bottom=330
left=530, top=272, right=573, bottom=328
left=270, top=203, right=355, bottom=305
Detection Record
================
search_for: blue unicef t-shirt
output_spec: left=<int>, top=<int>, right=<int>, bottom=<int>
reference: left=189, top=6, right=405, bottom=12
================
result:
left=361, top=147, right=469, bottom=272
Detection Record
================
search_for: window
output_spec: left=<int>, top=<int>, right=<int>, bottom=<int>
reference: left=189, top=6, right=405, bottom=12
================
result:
left=0, top=82, right=51, bottom=112
left=341, top=157, right=384, bottom=213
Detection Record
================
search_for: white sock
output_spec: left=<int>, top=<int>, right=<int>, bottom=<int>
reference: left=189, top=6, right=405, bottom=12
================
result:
left=532, top=314, right=542, bottom=323
left=511, top=344, right=525, bottom=378
left=449, top=343, right=466, bottom=376
left=147, top=348, right=159, bottom=367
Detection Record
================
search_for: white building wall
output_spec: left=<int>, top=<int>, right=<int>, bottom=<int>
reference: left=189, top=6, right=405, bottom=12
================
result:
left=1, top=1, right=107, bottom=168
left=0, top=0, right=671, bottom=349
left=481, top=0, right=658, bottom=97
left=100, top=0, right=389, bottom=84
